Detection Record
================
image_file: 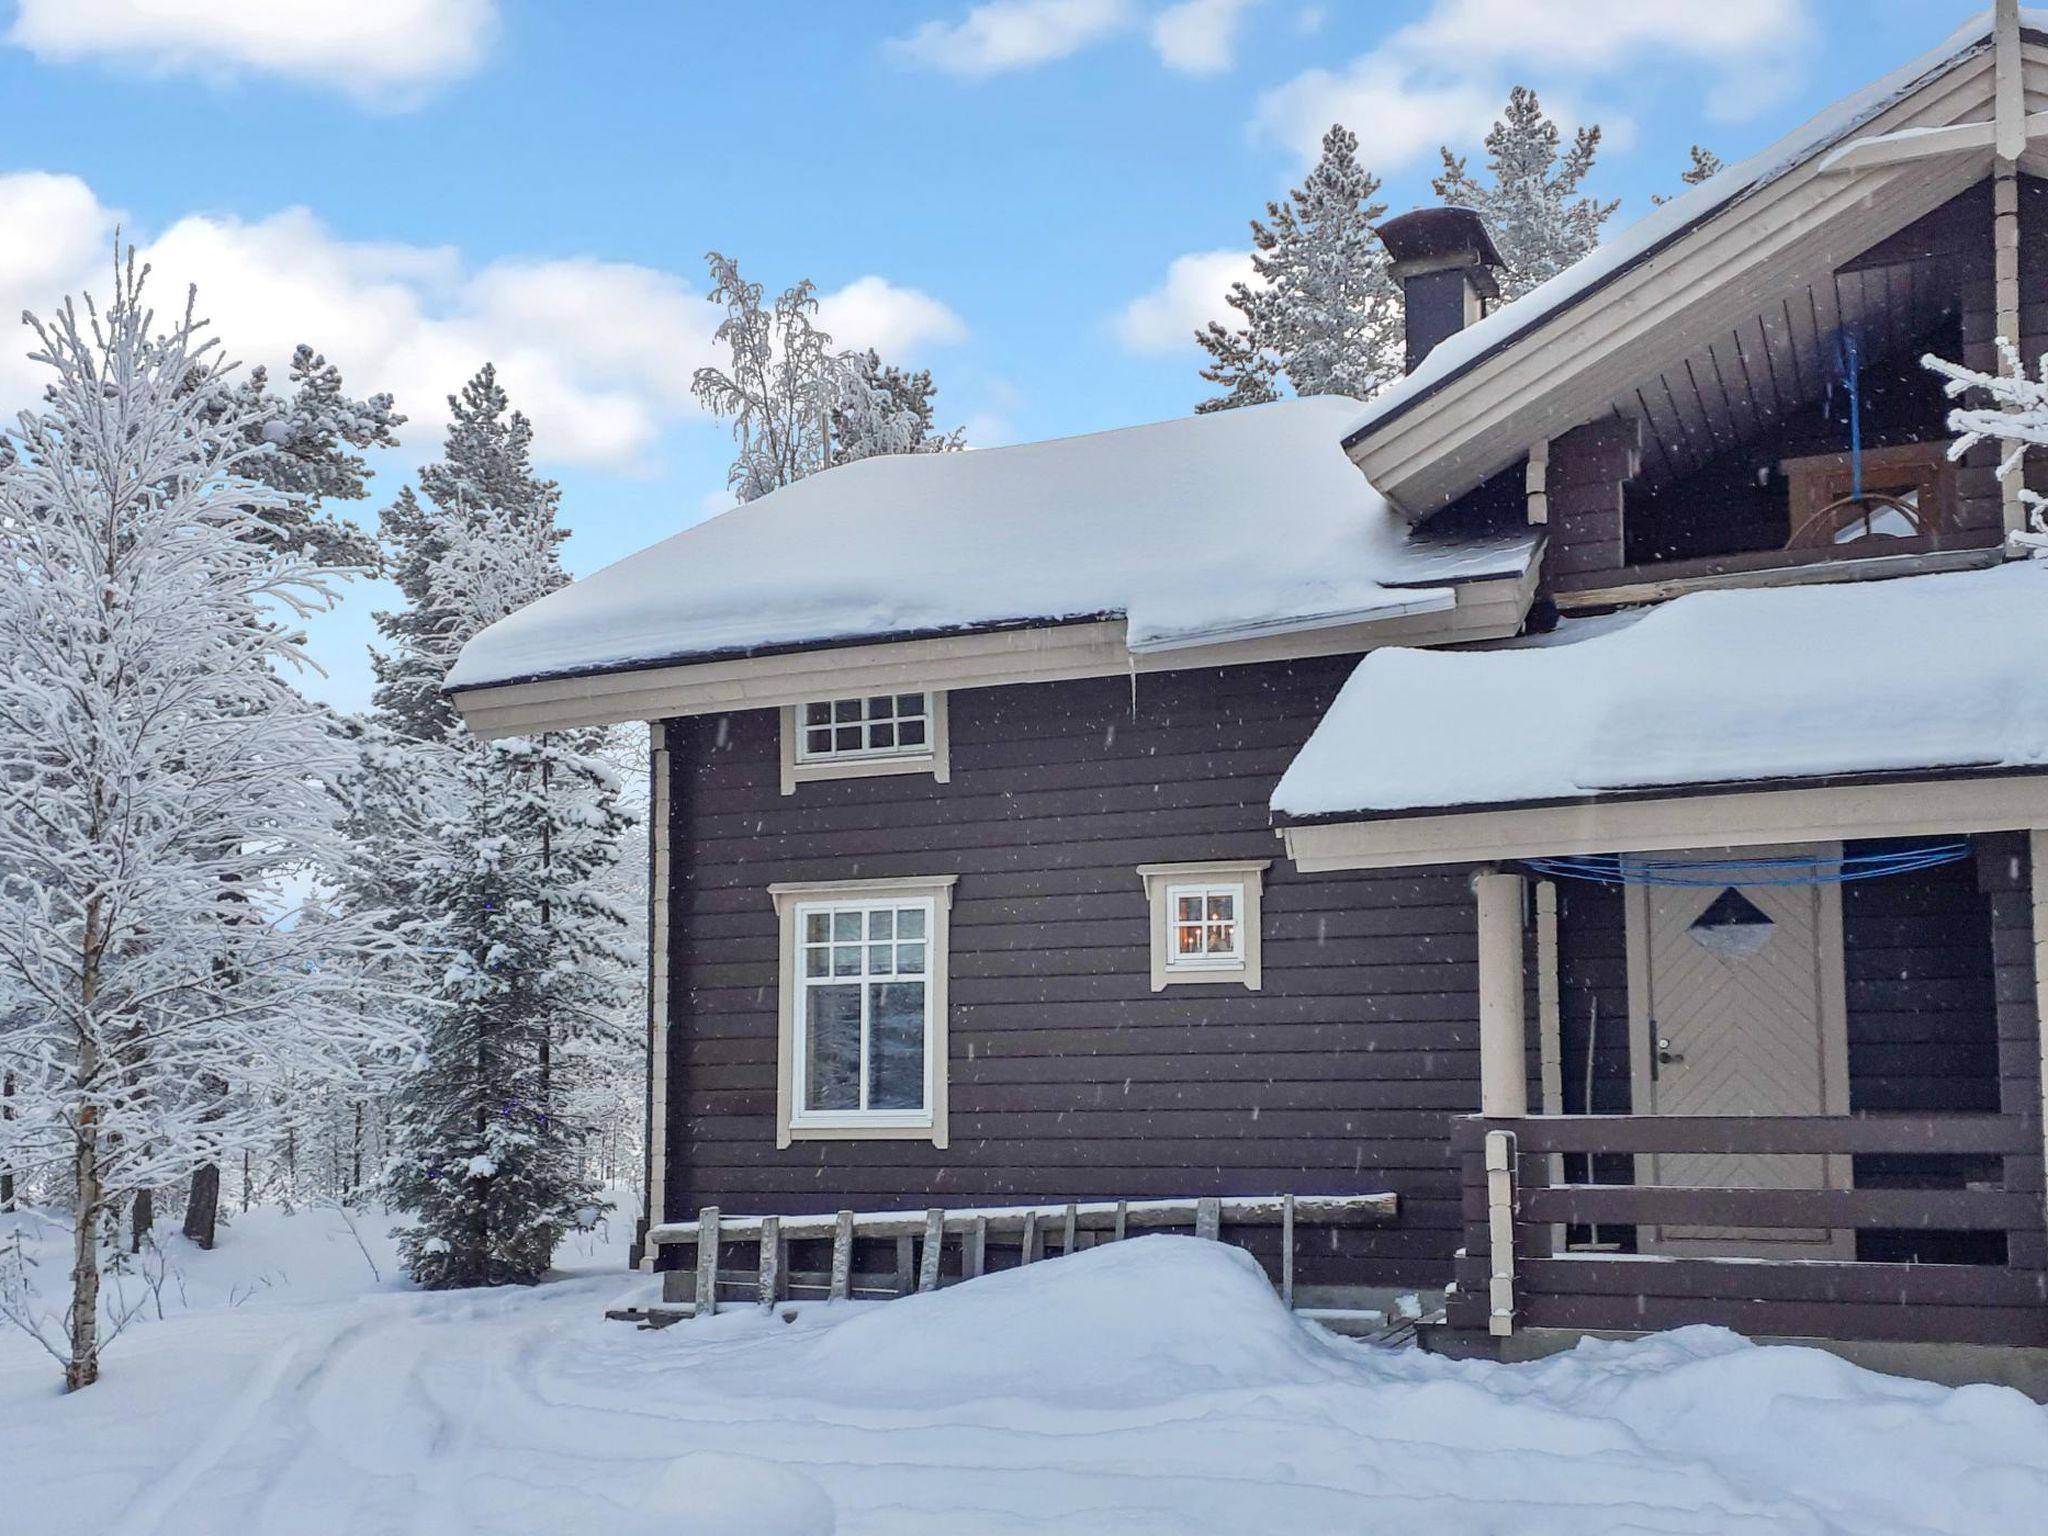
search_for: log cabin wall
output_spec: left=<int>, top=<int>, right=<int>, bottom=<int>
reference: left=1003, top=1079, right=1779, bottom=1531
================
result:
left=659, top=655, right=1484, bottom=1293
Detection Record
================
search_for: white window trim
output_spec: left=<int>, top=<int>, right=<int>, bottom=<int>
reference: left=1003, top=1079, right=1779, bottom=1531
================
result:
left=1138, top=860, right=1269, bottom=991
left=769, top=874, right=955, bottom=1147
left=779, top=690, right=949, bottom=795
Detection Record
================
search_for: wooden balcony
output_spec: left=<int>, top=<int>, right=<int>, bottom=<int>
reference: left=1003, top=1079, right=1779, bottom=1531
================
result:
left=1452, top=1114, right=2048, bottom=1348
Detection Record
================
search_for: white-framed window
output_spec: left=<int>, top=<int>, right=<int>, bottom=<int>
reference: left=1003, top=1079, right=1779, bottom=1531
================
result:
left=769, top=875, right=955, bottom=1145
left=1138, top=860, right=1268, bottom=991
left=779, top=690, right=949, bottom=793
left=1167, top=883, right=1245, bottom=970
left=798, top=692, right=931, bottom=762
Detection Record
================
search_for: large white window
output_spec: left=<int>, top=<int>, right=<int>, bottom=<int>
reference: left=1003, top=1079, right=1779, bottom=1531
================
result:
left=770, top=875, right=955, bottom=1145
left=779, top=690, right=950, bottom=793
left=1138, top=860, right=1268, bottom=991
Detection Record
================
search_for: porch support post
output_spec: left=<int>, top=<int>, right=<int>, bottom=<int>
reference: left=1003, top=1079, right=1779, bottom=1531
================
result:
left=2028, top=830, right=2048, bottom=1239
left=1474, top=869, right=1529, bottom=1120
left=1996, top=0, right=2028, bottom=541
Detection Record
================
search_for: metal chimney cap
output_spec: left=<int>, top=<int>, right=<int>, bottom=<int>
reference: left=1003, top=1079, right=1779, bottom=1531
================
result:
left=1377, top=206, right=1504, bottom=270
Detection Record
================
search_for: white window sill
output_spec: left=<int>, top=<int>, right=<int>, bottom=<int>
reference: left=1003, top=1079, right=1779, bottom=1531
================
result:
left=786, top=1115, right=942, bottom=1144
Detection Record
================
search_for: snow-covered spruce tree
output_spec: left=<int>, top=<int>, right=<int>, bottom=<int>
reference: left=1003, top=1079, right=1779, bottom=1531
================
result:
left=692, top=253, right=962, bottom=500
left=1434, top=87, right=1618, bottom=300
left=1196, top=123, right=1403, bottom=413
left=360, top=365, right=633, bottom=1288
left=0, top=257, right=399, bottom=1390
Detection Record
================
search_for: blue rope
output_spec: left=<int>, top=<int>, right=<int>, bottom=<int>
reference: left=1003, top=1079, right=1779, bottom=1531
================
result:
left=1522, top=841, right=1970, bottom=888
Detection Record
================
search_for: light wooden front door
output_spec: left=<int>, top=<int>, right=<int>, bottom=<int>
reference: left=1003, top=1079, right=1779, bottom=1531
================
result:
left=1624, top=844, right=1852, bottom=1258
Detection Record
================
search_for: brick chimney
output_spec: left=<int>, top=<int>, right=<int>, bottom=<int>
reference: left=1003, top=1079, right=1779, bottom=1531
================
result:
left=1377, top=206, right=1503, bottom=374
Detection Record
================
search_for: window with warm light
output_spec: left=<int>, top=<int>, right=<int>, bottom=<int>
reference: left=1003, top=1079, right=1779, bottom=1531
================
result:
left=1139, top=860, right=1268, bottom=990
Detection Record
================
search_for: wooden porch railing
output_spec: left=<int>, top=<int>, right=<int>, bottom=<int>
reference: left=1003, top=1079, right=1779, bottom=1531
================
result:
left=1453, top=1114, right=2048, bottom=1348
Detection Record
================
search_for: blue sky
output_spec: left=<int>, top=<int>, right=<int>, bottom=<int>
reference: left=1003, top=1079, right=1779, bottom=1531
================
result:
left=0, top=0, right=1997, bottom=710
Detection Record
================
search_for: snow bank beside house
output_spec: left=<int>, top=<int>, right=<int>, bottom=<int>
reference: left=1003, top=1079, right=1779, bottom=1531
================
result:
left=5, top=1217, right=2048, bottom=1534
left=1274, top=562, right=2048, bottom=819
left=446, top=397, right=1529, bottom=692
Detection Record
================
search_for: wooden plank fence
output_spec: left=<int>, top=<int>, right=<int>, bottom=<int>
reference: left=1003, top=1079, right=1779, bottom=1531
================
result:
left=641, top=1192, right=1397, bottom=1318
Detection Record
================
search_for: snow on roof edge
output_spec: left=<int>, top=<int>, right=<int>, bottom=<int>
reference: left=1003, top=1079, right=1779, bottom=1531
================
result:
left=1270, top=562, right=2048, bottom=824
left=1343, top=7, right=2018, bottom=457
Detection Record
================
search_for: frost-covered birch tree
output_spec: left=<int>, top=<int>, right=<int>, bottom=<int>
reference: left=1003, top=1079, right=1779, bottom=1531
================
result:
left=1434, top=87, right=1618, bottom=300
left=1195, top=123, right=1403, bottom=413
left=356, top=365, right=633, bottom=1288
left=0, top=257, right=399, bottom=1390
left=1926, top=340, right=2048, bottom=551
left=692, top=254, right=961, bottom=501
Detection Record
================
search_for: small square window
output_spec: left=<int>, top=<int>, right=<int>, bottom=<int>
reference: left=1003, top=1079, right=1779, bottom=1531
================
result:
left=1140, top=862, right=1266, bottom=991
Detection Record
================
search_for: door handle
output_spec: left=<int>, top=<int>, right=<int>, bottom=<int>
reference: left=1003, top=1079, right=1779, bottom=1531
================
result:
left=1656, top=1037, right=1685, bottom=1067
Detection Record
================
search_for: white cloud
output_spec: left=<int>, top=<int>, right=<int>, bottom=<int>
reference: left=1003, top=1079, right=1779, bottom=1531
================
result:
left=1255, top=0, right=1814, bottom=167
left=7, top=0, right=497, bottom=106
left=1149, top=0, right=1258, bottom=75
left=1256, top=57, right=1503, bottom=172
left=1392, top=0, right=1810, bottom=77
left=893, top=0, right=1132, bottom=77
left=1112, top=249, right=1254, bottom=355
left=0, top=174, right=966, bottom=474
left=816, top=275, right=969, bottom=357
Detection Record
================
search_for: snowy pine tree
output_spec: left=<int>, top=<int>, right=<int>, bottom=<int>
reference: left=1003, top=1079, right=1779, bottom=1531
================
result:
left=358, top=365, right=632, bottom=1289
left=1434, top=88, right=1618, bottom=300
left=831, top=348, right=964, bottom=465
left=693, top=253, right=962, bottom=500
left=207, top=342, right=404, bottom=569
left=1196, top=123, right=1403, bottom=412
left=1653, top=145, right=1725, bottom=206
left=0, top=257, right=399, bottom=1389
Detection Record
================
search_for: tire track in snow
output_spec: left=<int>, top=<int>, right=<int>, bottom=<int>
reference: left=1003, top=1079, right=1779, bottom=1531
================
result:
left=111, top=1335, right=304, bottom=1536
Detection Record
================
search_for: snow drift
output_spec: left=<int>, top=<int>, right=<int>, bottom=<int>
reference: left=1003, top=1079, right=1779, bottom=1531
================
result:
left=7, top=1213, right=2048, bottom=1534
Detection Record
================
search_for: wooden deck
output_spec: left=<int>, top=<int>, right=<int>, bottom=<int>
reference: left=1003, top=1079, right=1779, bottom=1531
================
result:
left=1452, top=1114, right=2048, bottom=1347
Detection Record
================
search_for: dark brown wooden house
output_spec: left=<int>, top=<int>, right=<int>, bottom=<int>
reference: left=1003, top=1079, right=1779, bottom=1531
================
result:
left=448, top=4, right=2048, bottom=1391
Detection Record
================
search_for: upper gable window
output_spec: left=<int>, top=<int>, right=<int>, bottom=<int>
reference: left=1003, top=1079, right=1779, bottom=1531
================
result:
left=798, top=692, right=931, bottom=763
left=780, top=690, right=951, bottom=794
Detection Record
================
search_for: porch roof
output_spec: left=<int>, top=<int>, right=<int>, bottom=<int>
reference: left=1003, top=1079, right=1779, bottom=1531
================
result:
left=1272, top=561, right=2048, bottom=824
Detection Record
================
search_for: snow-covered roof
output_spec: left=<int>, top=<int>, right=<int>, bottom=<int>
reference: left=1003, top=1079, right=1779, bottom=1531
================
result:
left=448, top=396, right=1531, bottom=693
left=1344, top=7, right=2029, bottom=451
left=1271, top=562, right=2048, bottom=821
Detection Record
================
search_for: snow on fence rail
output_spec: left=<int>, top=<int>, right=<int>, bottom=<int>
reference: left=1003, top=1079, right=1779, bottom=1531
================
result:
left=643, top=1192, right=1398, bottom=1318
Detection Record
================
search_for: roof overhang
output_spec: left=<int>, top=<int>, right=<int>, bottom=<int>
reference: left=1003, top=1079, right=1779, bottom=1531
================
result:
left=449, top=559, right=1542, bottom=738
left=1346, top=17, right=2048, bottom=519
left=1279, top=769, right=2048, bottom=873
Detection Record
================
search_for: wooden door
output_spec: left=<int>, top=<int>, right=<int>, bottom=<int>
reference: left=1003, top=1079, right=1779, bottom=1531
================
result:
left=1625, top=845, right=1852, bottom=1258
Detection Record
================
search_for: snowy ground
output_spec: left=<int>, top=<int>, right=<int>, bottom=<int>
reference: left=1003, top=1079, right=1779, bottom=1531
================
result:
left=2, top=1209, right=2046, bottom=1535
